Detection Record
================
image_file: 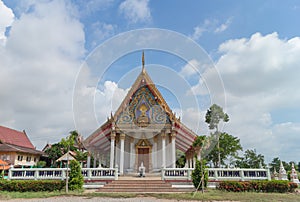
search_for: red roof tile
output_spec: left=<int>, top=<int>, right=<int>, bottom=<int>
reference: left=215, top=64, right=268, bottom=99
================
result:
left=0, top=126, right=35, bottom=149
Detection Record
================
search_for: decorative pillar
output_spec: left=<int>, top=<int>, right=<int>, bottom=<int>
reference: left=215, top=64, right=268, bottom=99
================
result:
left=290, top=163, right=299, bottom=183
left=110, top=131, right=116, bottom=168
left=87, top=153, right=91, bottom=168
left=93, top=153, right=97, bottom=168
left=129, top=137, right=134, bottom=170
left=171, top=131, right=176, bottom=168
left=119, top=133, right=126, bottom=175
left=153, top=135, right=158, bottom=169
left=161, top=132, right=166, bottom=168
left=278, top=161, right=288, bottom=180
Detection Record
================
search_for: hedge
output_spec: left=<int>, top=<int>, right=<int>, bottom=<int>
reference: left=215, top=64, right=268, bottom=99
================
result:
left=0, top=180, right=65, bottom=192
left=218, top=180, right=298, bottom=193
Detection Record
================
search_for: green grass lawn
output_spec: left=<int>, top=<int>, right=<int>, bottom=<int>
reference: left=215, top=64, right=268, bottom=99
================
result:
left=1, top=189, right=300, bottom=202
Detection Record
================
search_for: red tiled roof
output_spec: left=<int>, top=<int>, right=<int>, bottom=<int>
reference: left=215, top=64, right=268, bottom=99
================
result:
left=0, top=126, right=35, bottom=149
left=0, top=143, right=44, bottom=155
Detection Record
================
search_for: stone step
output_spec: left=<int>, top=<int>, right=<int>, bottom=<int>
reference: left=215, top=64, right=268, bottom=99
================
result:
left=97, top=180, right=195, bottom=193
left=110, top=180, right=167, bottom=184
left=104, top=185, right=172, bottom=188
left=98, top=187, right=193, bottom=193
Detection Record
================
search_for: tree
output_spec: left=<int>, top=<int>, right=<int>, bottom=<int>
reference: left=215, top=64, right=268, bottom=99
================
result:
left=269, top=157, right=292, bottom=172
left=192, top=135, right=206, bottom=160
left=235, top=149, right=266, bottom=168
left=69, top=160, right=84, bottom=191
left=176, top=150, right=186, bottom=168
left=207, top=132, right=242, bottom=167
left=44, top=143, right=63, bottom=167
left=44, top=130, right=87, bottom=167
left=192, top=159, right=208, bottom=192
left=205, top=104, right=229, bottom=167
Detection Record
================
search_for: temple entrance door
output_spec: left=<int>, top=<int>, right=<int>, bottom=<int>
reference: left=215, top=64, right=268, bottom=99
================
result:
left=138, top=148, right=149, bottom=172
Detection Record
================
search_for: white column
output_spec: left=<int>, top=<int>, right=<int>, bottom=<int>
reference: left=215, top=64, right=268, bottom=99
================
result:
left=93, top=153, right=97, bottom=168
left=98, top=154, right=102, bottom=168
left=153, top=136, right=157, bottom=169
left=110, top=131, right=116, bottom=168
left=129, top=137, right=134, bottom=170
left=161, top=132, right=166, bottom=168
left=119, top=133, right=125, bottom=175
left=171, top=131, right=176, bottom=168
left=87, top=154, right=91, bottom=168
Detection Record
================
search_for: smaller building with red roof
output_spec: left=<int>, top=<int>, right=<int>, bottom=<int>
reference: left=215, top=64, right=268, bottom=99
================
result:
left=0, top=125, right=44, bottom=167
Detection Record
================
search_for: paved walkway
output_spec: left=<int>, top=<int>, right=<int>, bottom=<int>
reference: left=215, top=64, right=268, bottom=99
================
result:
left=5, top=196, right=217, bottom=202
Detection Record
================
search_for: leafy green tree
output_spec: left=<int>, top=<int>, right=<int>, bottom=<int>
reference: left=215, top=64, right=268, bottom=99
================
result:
left=235, top=149, right=266, bottom=168
left=36, top=161, right=47, bottom=168
left=176, top=150, right=186, bottom=168
left=44, top=130, right=87, bottom=167
left=192, top=159, right=208, bottom=191
left=69, top=160, right=84, bottom=191
left=44, top=143, right=63, bottom=167
left=269, top=157, right=291, bottom=172
left=207, top=132, right=242, bottom=167
left=192, top=135, right=206, bottom=160
left=205, top=104, right=229, bottom=167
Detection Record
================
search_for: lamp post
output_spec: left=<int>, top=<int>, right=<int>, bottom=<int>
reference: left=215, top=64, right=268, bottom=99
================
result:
left=65, top=146, right=69, bottom=193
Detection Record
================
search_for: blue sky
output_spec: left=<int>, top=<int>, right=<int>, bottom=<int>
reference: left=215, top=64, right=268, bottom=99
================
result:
left=1, top=0, right=300, bottom=163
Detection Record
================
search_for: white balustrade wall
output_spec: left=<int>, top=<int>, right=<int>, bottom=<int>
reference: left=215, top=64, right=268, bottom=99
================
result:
left=162, top=167, right=271, bottom=181
left=7, top=167, right=270, bottom=182
left=7, top=167, right=118, bottom=181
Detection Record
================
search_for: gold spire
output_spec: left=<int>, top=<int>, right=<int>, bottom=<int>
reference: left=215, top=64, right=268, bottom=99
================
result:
left=142, top=51, right=145, bottom=73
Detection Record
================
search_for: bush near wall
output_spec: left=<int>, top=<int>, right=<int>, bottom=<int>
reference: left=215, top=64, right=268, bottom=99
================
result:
left=0, top=180, right=65, bottom=192
left=218, top=180, right=298, bottom=193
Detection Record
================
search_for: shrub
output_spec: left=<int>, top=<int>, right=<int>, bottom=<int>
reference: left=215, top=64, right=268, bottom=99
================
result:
left=68, top=160, right=84, bottom=191
left=218, top=180, right=298, bottom=193
left=36, top=161, right=47, bottom=168
left=192, top=160, right=208, bottom=190
left=0, top=180, right=65, bottom=192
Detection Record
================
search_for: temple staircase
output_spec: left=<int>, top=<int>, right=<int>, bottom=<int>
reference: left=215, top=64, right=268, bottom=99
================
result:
left=96, top=178, right=195, bottom=193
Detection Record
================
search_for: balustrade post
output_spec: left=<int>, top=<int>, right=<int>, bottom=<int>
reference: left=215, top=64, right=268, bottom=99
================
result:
left=88, top=169, right=92, bottom=180
left=34, top=169, right=38, bottom=180
left=8, top=167, right=12, bottom=180
left=114, top=165, right=118, bottom=180
left=266, top=168, right=271, bottom=181
left=240, top=170, right=245, bottom=181
left=161, top=167, right=165, bottom=180
left=187, top=169, right=191, bottom=180
left=214, top=169, right=218, bottom=181
left=62, top=168, right=66, bottom=179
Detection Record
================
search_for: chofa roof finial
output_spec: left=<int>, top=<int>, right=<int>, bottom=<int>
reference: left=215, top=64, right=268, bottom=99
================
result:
left=142, top=51, right=145, bottom=73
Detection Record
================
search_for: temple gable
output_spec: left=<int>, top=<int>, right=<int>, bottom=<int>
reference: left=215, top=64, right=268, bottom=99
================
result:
left=116, top=85, right=170, bottom=127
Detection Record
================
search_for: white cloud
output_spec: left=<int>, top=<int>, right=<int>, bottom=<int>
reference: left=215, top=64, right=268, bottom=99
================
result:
left=0, top=0, right=14, bottom=46
left=95, top=81, right=129, bottom=123
left=197, top=32, right=300, bottom=162
left=191, top=17, right=233, bottom=41
left=0, top=1, right=85, bottom=149
left=90, top=22, right=116, bottom=48
left=180, top=59, right=201, bottom=78
left=214, top=17, right=233, bottom=33
left=190, top=19, right=211, bottom=41
left=119, top=0, right=151, bottom=24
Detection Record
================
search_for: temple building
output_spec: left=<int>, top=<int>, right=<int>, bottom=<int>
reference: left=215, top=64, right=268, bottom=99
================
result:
left=84, top=53, right=198, bottom=174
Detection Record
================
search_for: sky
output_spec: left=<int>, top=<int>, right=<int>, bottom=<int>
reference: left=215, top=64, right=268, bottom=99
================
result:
left=1, top=0, right=300, bottom=163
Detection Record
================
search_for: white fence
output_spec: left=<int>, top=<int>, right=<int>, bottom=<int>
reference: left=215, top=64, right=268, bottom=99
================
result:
left=7, top=167, right=270, bottom=182
left=7, top=167, right=118, bottom=180
left=162, top=167, right=271, bottom=181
